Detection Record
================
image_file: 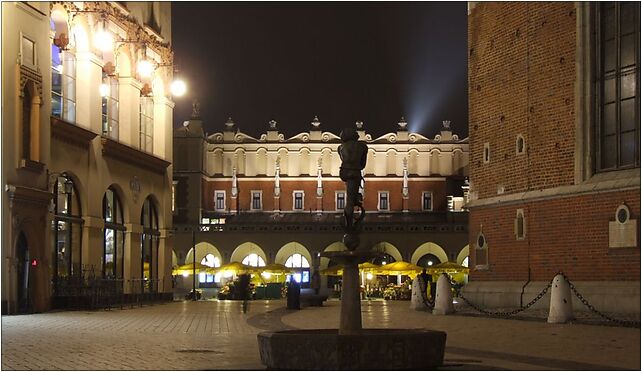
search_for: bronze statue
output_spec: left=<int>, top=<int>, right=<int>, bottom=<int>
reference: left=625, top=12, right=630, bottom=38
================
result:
left=338, top=127, right=367, bottom=241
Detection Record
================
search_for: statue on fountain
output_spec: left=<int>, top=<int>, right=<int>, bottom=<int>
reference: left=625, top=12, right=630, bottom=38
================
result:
left=338, top=127, right=368, bottom=250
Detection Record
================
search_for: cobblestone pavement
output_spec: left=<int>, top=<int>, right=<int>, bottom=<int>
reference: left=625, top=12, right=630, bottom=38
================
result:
left=1, top=299, right=640, bottom=370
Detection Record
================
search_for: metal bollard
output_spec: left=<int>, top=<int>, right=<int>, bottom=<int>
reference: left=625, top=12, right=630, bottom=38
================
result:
left=548, top=274, right=574, bottom=323
left=433, top=274, right=454, bottom=315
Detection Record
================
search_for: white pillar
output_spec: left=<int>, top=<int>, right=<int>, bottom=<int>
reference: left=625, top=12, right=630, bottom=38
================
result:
left=410, top=277, right=424, bottom=310
left=75, top=51, right=103, bottom=132
left=548, top=274, right=574, bottom=323
left=433, top=274, right=454, bottom=315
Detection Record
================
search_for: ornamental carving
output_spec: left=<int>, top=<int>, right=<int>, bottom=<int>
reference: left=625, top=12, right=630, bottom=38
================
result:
left=19, top=65, right=43, bottom=101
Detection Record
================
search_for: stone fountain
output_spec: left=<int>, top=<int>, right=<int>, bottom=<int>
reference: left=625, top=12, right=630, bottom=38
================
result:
left=257, top=127, right=447, bottom=370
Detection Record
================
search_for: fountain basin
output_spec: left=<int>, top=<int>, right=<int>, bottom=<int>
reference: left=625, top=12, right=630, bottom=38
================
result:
left=257, top=328, right=446, bottom=370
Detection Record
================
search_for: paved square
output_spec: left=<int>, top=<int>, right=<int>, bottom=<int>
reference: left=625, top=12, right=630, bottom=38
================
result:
left=1, top=299, right=640, bottom=370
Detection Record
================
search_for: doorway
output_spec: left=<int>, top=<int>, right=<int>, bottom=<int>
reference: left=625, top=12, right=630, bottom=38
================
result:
left=16, top=232, right=31, bottom=313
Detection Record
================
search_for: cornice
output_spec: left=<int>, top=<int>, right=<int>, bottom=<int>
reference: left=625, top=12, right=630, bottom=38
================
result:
left=101, top=137, right=170, bottom=174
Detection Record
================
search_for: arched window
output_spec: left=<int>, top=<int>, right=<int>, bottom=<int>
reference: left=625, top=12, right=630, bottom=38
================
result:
left=141, top=197, right=160, bottom=293
left=101, top=71, right=119, bottom=139
left=103, top=188, right=124, bottom=279
left=242, top=253, right=265, bottom=267
left=199, top=254, right=221, bottom=285
left=52, top=174, right=82, bottom=292
left=285, top=253, right=310, bottom=285
left=50, top=18, right=76, bottom=122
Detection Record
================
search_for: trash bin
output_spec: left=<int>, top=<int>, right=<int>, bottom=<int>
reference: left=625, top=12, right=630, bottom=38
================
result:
left=286, top=281, right=300, bottom=310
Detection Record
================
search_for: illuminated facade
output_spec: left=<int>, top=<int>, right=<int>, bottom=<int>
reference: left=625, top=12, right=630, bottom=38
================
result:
left=2, top=2, right=175, bottom=314
left=173, top=112, right=470, bottom=291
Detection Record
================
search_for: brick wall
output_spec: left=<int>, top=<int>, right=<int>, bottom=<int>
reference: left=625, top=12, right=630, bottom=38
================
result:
left=470, top=190, right=640, bottom=281
left=469, top=2, right=576, bottom=200
left=202, top=179, right=450, bottom=212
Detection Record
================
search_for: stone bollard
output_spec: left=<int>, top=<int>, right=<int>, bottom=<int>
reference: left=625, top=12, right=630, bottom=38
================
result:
left=410, top=277, right=424, bottom=310
left=548, top=274, right=574, bottom=323
left=432, top=274, right=454, bottom=315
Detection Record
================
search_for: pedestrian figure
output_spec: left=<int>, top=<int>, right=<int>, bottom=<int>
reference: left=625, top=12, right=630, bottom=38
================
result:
left=419, top=269, right=431, bottom=302
left=238, top=274, right=251, bottom=314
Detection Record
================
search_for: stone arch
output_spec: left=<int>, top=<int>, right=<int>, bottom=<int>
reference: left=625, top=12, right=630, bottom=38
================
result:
left=453, top=148, right=464, bottom=176
left=407, top=149, right=419, bottom=174
left=256, top=148, right=268, bottom=175
left=430, top=149, right=441, bottom=176
left=411, top=242, right=448, bottom=265
left=321, top=147, right=333, bottom=174
left=105, top=183, right=129, bottom=223
left=274, top=242, right=312, bottom=267
left=185, top=242, right=223, bottom=266
left=365, top=149, right=376, bottom=175
left=140, top=193, right=162, bottom=227
left=210, top=148, right=224, bottom=175
left=386, top=149, right=398, bottom=175
left=319, top=242, right=346, bottom=269
left=171, top=249, right=178, bottom=267
left=230, top=242, right=267, bottom=264
left=372, top=242, right=403, bottom=262
left=277, top=147, right=289, bottom=175
left=234, top=148, right=246, bottom=174
left=456, top=245, right=470, bottom=266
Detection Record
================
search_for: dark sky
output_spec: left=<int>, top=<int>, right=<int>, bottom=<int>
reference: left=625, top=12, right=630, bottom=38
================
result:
left=171, top=2, right=468, bottom=139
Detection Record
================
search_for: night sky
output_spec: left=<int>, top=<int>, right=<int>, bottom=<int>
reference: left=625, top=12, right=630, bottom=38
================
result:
left=171, top=2, right=468, bottom=139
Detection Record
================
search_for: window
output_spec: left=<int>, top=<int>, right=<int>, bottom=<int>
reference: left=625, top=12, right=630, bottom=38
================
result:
left=595, top=2, right=640, bottom=172
left=516, top=135, right=525, bottom=155
left=51, top=174, right=82, bottom=293
left=251, top=191, right=262, bottom=210
left=242, top=253, right=266, bottom=267
left=422, top=192, right=433, bottom=211
left=215, top=191, right=225, bottom=211
left=200, top=254, right=221, bottom=284
left=103, top=188, right=125, bottom=280
left=475, top=231, right=488, bottom=269
left=141, top=197, right=159, bottom=293
left=51, top=45, right=76, bottom=122
left=285, top=253, right=310, bottom=285
left=515, top=209, right=526, bottom=240
left=172, top=181, right=178, bottom=214
left=293, top=191, right=304, bottom=210
left=483, top=143, right=490, bottom=163
left=101, top=72, right=119, bottom=139
left=22, top=85, right=32, bottom=160
left=336, top=191, right=346, bottom=210
left=378, top=191, right=389, bottom=211
left=139, top=96, right=154, bottom=152
left=21, top=34, right=36, bottom=67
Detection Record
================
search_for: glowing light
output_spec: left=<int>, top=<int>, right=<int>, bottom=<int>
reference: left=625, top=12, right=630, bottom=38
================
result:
left=223, top=270, right=234, bottom=278
left=382, top=261, right=387, bottom=265
left=182, top=272, right=189, bottom=278
left=262, top=272, right=272, bottom=279
left=170, top=79, right=186, bottom=97
left=99, top=83, right=109, bottom=97
left=93, top=30, right=113, bottom=52
left=366, top=273, right=373, bottom=280
left=428, top=261, right=433, bottom=266
left=137, top=59, right=154, bottom=78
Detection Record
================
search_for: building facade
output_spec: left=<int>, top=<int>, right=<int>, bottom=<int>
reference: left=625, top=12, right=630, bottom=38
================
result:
left=173, top=112, right=470, bottom=292
left=464, top=2, right=640, bottom=313
left=2, top=1, right=175, bottom=314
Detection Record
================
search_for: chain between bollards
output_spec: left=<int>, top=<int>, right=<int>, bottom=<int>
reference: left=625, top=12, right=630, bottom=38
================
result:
left=458, top=281, right=552, bottom=317
left=558, top=272, right=641, bottom=328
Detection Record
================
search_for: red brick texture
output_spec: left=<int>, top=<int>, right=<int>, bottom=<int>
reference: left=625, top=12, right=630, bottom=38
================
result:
left=202, top=179, right=449, bottom=212
left=470, top=190, right=640, bottom=282
left=468, top=2, right=576, bottom=199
